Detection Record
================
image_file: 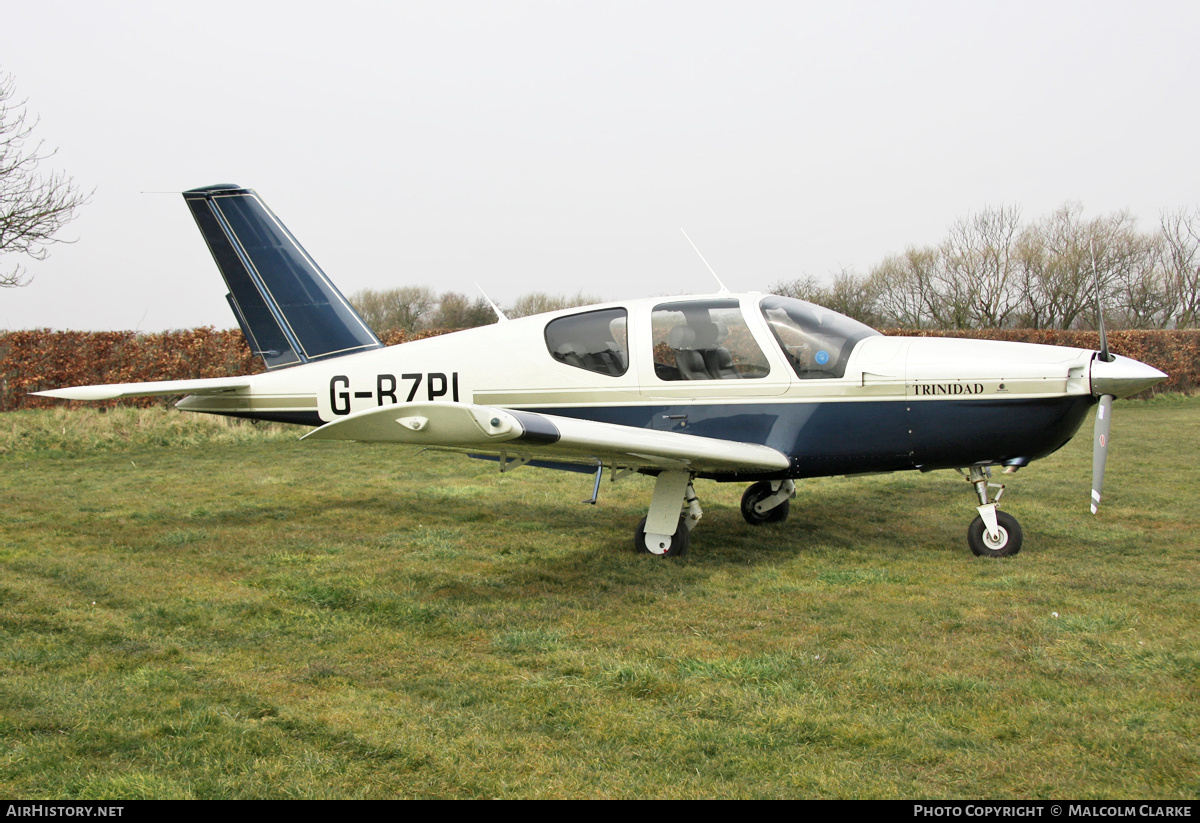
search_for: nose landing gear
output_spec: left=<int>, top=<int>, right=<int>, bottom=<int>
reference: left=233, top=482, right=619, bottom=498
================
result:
left=962, top=466, right=1022, bottom=557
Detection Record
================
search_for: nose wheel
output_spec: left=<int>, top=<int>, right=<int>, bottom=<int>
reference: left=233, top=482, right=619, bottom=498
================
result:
left=961, top=466, right=1023, bottom=557
left=967, top=509, right=1022, bottom=557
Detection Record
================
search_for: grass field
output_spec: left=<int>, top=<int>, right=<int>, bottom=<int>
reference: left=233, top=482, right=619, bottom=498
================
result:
left=1, top=400, right=1197, bottom=799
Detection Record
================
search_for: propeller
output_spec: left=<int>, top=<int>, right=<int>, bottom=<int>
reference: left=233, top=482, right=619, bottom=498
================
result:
left=1088, top=351, right=1168, bottom=514
left=1090, top=239, right=1116, bottom=515
left=1091, top=393, right=1112, bottom=514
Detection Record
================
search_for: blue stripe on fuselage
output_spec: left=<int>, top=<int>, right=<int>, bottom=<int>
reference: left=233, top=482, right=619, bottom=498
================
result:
left=907, top=395, right=1092, bottom=471
left=523, top=395, right=1094, bottom=480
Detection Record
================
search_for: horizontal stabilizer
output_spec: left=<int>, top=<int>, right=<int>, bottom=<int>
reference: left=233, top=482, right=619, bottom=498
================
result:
left=34, top=376, right=251, bottom=401
left=302, top=401, right=791, bottom=474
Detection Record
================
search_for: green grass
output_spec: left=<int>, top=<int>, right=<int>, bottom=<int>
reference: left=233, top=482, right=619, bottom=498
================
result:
left=0, top=400, right=1197, bottom=798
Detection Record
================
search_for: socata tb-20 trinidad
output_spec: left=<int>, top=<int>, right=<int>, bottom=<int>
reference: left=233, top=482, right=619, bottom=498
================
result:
left=38, top=185, right=1167, bottom=557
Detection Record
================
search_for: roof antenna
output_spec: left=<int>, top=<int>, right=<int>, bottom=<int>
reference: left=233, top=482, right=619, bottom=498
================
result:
left=474, top=281, right=509, bottom=322
left=681, top=229, right=730, bottom=293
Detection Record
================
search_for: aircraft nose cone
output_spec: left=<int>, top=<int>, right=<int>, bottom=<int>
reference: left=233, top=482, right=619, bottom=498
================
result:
left=1090, top=354, right=1167, bottom=398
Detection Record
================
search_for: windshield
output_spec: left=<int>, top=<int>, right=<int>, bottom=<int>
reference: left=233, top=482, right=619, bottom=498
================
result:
left=759, top=296, right=880, bottom=379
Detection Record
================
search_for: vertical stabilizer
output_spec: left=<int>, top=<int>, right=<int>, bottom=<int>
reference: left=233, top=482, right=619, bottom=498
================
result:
left=183, top=184, right=382, bottom=369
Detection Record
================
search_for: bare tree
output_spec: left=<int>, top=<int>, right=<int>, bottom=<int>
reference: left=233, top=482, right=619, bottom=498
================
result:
left=1106, top=224, right=1167, bottom=329
left=940, top=206, right=1023, bottom=328
left=505, top=290, right=602, bottom=319
left=349, top=285, right=437, bottom=333
left=1013, top=224, right=1053, bottom=329
left=820, top=201, right=1179, bottom=332
left=771, top=268, right=882, bottom=326
left=868, top=245, right=942, bottom=328
left=0, top=71, right=89, bottom=287
left=425, top=291, right=497, bottom=329
left=769, top=273, right=826, bottom=303
left=1018, top=203, right=1098, bottom=330
left=1160, top=206, right=1200, bottom=328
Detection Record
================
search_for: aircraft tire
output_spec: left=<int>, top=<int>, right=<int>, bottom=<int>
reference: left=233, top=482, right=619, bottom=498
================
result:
left=740, top=481, right=791, bottom=525
left=967, top=510, right=1023, bottom=558
left=634, top=516, right=689, bottom=558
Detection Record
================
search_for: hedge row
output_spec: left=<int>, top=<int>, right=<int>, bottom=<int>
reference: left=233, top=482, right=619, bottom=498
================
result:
left=3, top=327, right=1196, bottom=412
left=0, top=327, right=444, bottom=412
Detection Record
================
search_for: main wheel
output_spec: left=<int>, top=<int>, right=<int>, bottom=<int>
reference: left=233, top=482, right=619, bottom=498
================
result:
left=633, top=516, right=690, bottom=557
left=967, top=510, right=1023, bottom=557
left=740, top=481, right=791, bottom=525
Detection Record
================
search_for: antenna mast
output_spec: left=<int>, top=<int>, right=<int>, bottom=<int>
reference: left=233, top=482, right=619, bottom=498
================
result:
left=474, top=282, right=509, bottom=322
left=680, top=229, right=729, bottom=293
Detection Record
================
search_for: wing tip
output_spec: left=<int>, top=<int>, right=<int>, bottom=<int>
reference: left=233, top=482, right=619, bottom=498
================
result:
left=32, top=387, right=121, bottom=401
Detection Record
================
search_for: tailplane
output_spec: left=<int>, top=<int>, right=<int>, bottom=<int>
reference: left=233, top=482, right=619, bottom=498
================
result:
left=183, top=184, right=382, bottom=369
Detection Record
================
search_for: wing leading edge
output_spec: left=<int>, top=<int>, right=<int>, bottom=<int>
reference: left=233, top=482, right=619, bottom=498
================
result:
left=302, top=401, right=791, bottom=474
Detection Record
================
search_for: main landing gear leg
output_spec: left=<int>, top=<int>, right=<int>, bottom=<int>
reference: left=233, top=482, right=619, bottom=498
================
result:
left=962, top=466, right=1023, bottom=557
left=634, top=471, right=700, bottom=557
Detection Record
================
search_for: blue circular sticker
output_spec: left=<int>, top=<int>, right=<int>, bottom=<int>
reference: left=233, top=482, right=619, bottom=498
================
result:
left=815, top=350, right=830, bottom=365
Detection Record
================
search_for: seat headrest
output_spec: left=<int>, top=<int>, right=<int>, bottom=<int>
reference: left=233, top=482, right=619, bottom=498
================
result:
left=668, top=325, right=697, bottom=349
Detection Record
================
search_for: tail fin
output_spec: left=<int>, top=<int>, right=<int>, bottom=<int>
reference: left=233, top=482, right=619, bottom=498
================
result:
left=183, top=184, right=382, bottom=370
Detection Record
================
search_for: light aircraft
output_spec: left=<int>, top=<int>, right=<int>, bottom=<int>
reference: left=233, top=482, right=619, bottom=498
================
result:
left=38, top=185, right=1167, bottom=558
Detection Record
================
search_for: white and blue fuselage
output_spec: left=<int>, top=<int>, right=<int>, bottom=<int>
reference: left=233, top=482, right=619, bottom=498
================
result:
left=170, top=294, right=1142, bottom=481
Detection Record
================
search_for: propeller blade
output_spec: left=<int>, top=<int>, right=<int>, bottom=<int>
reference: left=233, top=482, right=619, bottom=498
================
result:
left=1091, top=394, right=1114, bottom=514
left=1089, top=239, right=1114, bottom=364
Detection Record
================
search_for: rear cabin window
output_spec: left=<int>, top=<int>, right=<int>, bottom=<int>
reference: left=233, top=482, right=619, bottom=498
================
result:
left=545, top=308, right=629, bottom=376
left=651, top=299, right=770, bottom=381
left=759, top=296, right=880, bottom=379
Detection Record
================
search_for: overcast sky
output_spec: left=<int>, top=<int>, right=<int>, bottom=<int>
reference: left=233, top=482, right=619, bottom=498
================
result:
left=2, top=0, right=1197, bottom=331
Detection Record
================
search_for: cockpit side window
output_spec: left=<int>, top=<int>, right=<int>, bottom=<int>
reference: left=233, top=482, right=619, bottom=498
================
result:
left=651, top=299, right=770, bottom=381
left=545, top=308, right=629, bottom=377
left=759, top=296, right=880, bottom=379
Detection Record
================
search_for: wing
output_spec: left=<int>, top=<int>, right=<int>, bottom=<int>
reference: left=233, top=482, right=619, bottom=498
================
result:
left=33, top=376, right=252, bottom=401
left=301, top=401, right=790, bottom=474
